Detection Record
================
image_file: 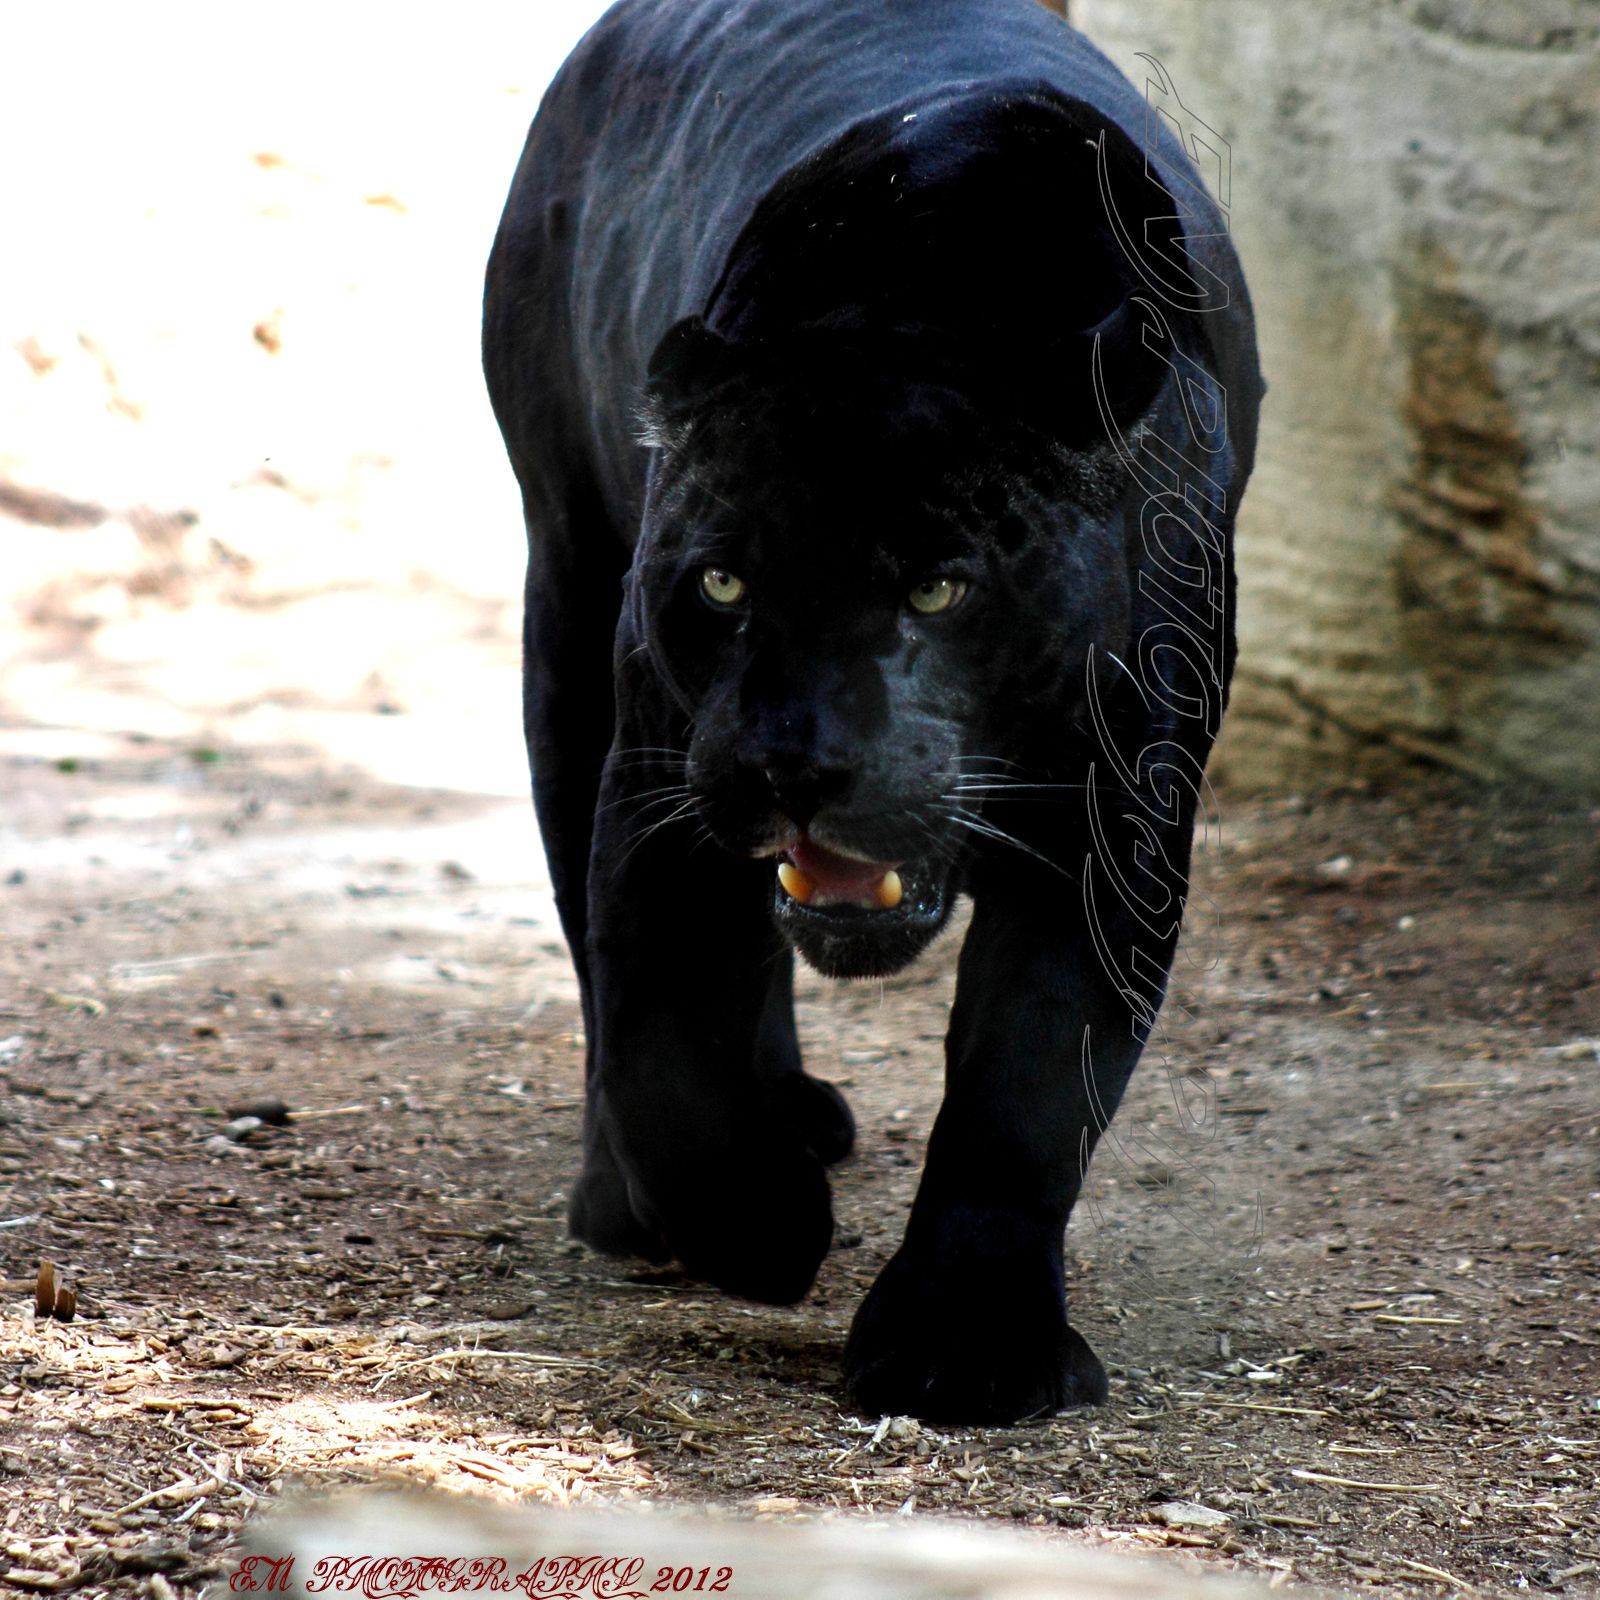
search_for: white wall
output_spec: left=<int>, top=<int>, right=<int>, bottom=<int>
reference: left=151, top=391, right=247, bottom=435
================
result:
left=1075, top=0, right=1600, bottom=792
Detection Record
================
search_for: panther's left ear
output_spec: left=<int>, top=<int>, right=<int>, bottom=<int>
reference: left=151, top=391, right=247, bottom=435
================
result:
left=640, top=315, right=741, bottom=447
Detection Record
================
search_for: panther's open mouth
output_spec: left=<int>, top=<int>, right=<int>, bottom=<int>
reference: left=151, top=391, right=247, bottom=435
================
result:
left=776, top=836, right=902, bottom=911
left=769, top=834, right=954, bottom=979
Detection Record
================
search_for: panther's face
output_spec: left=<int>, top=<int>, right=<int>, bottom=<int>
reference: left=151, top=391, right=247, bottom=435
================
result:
left=633, top=336, right=1138, bottom=979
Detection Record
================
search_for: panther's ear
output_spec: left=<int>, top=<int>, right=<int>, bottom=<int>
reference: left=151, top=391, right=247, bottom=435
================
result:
left=638, top=315, right=743, bottom=450
left=644, top=316, right=739, bottom=415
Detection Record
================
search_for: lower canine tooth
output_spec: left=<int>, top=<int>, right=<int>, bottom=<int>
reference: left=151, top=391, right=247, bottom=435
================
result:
left=777, top=862, right=814, bottom=904
left=876, top=870, right=903, bottom=909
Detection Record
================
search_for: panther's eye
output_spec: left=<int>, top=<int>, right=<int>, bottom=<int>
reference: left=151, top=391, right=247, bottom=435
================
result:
left=907, top=576, right=967, bottom=616
left=701, top=567, right=747, bottom=606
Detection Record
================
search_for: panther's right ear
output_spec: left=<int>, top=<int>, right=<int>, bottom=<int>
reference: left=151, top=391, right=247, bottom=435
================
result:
left=639, top=315, right=740, bottom=447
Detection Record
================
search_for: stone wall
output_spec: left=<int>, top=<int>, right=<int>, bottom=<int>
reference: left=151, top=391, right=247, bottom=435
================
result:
left=1072, top=0, right=1600, bottom=791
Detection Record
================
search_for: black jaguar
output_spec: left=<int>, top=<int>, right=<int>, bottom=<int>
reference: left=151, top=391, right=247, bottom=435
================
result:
left=483, top=0, right=1262, bottom=1423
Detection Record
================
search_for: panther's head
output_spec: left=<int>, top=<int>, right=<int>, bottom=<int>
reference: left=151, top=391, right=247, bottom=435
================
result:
left=629, top=85, right=1185, bottom=979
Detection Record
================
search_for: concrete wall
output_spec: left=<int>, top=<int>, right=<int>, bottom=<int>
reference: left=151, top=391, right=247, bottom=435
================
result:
left=1073, top=0, right=1600, bottom=791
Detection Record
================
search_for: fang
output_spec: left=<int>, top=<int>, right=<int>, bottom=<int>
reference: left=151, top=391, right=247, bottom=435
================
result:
left=777, top=861, right=815, bottom=904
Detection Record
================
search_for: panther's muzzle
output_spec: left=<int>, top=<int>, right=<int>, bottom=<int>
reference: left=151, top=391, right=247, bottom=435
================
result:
left=767, top=833, right=954, bottom=979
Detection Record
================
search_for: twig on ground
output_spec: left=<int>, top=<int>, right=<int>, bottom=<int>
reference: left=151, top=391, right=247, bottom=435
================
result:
left=1292, top=1468, right=1440, bottom=1494
left=1395, top=1555, right=1473, bottom=1590
left=380, top=1347, right=603, bottom=1382
left=1201, top=1400, right=1330, bottom=1418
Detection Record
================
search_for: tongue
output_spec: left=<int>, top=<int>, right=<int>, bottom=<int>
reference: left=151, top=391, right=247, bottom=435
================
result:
left=783, top=838, right=902, bottom=909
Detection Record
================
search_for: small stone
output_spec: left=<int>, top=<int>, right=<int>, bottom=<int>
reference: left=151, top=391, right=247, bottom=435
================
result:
left=108, top=1538, right=188, bottom=1575
left=224, top=1117, right=263, bottom=1141
left=1152, top=1501, right=1232, bottom=1530
left=468, top=1297, right=537, bottom=1321
left=1550, top=1038, right=1600, bottom=1061
left=227, top=1097, right=291, bottom=1126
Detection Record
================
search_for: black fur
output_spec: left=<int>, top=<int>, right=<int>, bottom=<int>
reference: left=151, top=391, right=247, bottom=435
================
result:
left=484, top=0, right=1262, bottom=1423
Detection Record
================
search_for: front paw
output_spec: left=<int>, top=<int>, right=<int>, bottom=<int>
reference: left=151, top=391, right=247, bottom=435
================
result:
left=655, top=1142, right=834, bottom=1305
left=843, top=1237, right=1107, bottom=1424
left=568, top=1128, right=671, bottom=1264
left=771, top=1072, right=856, bottom=1166
left=581, top=1100, right=834, bottom=1304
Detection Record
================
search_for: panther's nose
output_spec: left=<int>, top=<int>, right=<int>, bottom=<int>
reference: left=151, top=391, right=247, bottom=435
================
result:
left=760, top=760, right=853, bottom=831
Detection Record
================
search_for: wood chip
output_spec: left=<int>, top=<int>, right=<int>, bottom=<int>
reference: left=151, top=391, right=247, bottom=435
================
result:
left=1395, top=1555, right=1473, bottom=1589
left=1199, top=1400, right=1330, bottom=1418
left=34, top=1260, right=55, bottom=1318
left=1292, top=1469, right=1440, bottom=1494
left=112, top=1476, right=200, bottom=1515
left=385, top=1347, right=602, bottom=1377
left=44, top=991, right=105, bottom=1015
left=140, top=1396, right=247, bottom=1412
left=4, top=1570, right=75, bottom=1592
left=1373, top=1314, right=1463, bottom=1326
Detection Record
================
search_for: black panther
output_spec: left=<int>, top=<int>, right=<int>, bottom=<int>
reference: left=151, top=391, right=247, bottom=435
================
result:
left=483, top=0, right=1261, bottom=1424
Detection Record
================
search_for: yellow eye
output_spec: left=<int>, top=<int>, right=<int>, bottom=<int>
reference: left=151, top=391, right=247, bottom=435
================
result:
left=701, top=567, right=746, bottom=606
left=907, top=576, right=966, bottom=615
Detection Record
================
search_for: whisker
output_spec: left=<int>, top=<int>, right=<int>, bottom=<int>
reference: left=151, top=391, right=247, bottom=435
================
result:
left=686, top=824, right=721, bottom=861
left=948, top=780, right=1092, bottom=794
left=947, top=775, right=1155, bottom=808
left=611, top=796, right=703, bottom=875
left=941, top=805, right=1083, bottom=889
left=596, top=782, right=692, bottom=816
left=607, top=746, right=689, bottom=769
left=948, top=753, right=1024, bottom=771
left=606, top=761, right=690, bottom=777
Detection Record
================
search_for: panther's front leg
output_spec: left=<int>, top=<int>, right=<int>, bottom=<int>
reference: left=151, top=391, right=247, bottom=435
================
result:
left=567, top=747, right=834, bottom=1306
left=845, top=800, right=1196, bottom=1423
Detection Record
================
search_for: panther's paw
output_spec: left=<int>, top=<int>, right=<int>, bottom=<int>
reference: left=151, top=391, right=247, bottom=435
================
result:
left=657, top=1144, right=835, bottom=1305
left=568, top=1138, right=670, bottom=1263
left=843, top=1244, right=1107, bottom=1425
left=772, top=1072, right=856, bottom=1165
left=585, top=1098, right=835, bottom=1305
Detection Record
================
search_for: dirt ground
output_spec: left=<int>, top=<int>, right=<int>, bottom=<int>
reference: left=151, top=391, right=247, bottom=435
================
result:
left=2, top=741, right=1597, bottom=1598
left=2, top=8, right=1597, bottom=1596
